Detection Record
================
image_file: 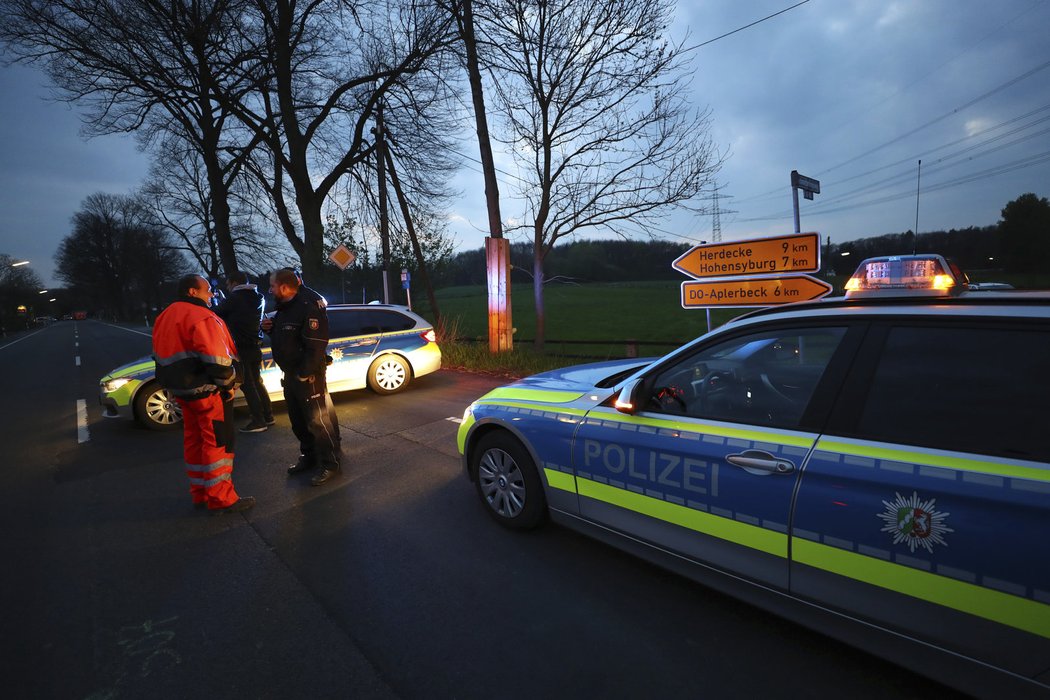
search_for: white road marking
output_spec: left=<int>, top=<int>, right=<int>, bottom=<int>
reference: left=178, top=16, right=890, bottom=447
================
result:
left=77, top=399, right=90, bottom=444
left=75, top=356, right=81, bottom=366
left=98, top=321, right=153, bottom=338
left=0, top=327, right=47, bottom=351
left=446, top=416, right=463, bottom=424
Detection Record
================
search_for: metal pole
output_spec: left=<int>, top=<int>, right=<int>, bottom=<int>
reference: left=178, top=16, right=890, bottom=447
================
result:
left=913, top=159, right=921, bottom=253
left=792, top=186, right=801, bottom=234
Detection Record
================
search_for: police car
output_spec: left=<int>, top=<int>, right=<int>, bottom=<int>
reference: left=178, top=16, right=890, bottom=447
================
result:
left=457, top=255, right=1049, bottom=697
left=100, top=304, right=441, bottom=429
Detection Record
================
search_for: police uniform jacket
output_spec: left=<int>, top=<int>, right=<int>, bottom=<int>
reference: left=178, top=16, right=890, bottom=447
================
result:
left=268, top=291, right=329, bottom=379
left=152, top=297, right=241, bottom=399
left=216, top=284, right=265, bottom=360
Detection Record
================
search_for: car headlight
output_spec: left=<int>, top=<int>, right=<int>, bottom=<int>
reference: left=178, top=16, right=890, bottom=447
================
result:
left=102, top=377, right=132, bottom=393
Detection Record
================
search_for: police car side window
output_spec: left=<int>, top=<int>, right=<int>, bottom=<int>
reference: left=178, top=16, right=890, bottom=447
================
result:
left=328, top=310, right=363, bottom=339
left=373, top=310, right=415, bottom=332
left=648, top=327, right=847, bottom=430
left=855, top=326, right=1050, bottom=461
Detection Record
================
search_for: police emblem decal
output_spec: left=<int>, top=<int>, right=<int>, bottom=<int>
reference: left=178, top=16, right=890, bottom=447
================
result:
left=308, top=319, right=319, bottom=330
left=877, top=491, right=953, bottom=554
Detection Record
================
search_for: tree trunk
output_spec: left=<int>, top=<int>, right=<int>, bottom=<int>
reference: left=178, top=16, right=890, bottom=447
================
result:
left=533, top=252, right=545, bottom=351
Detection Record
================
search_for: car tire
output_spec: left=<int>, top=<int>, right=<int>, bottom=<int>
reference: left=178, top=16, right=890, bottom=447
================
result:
left=134, top=381, right=183, bottom=430
left=367, top=354, right=410, bottom=394
left=472, top=432, right=547, bottom=530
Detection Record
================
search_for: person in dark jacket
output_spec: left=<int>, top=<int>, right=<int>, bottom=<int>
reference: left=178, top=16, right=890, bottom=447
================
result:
left=262, top=268, right=341, bottom=486
left=152, top=274, right=254, bottom=514
left=217, top=271, right=274, bottom=433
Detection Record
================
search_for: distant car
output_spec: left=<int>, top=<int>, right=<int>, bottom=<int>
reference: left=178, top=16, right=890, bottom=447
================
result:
left=457, top=254, right=1050, bottom=697
left=968, top=281, right=1014, bottom=291
left=100, top=304, right=441, bottom=430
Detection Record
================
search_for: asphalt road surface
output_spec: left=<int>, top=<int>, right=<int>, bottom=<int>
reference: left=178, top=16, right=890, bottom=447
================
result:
left=1, top=320, right=961, bottom=699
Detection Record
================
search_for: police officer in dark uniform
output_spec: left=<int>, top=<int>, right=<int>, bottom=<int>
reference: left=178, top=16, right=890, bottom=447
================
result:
left=263, top=268, right=341, bottom=486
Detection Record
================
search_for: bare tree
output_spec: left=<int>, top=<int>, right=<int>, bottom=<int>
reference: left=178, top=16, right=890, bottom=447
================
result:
left=141, top=135, right=279, bottom=277
left=0, top=0, right=263, bottom=276
left=54, top=193, right=188, bottom=320
left=219, top=0, right=458, bottom=283
left=475, top=0, right=722, bottom=348
left=0, top=254, right=44, bottom=330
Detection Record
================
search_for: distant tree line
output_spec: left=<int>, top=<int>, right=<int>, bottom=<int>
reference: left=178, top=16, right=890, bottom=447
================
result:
left=435, top=191, right=1050, bottom=285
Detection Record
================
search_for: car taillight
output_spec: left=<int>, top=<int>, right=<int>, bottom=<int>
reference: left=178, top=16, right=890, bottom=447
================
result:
left=421, top=329, right=436, bottom=343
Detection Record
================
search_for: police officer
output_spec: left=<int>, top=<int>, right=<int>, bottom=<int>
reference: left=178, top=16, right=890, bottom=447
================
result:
left=263, top=268, right=341, bottom=486
left=217, top=271, right=274, bottom=433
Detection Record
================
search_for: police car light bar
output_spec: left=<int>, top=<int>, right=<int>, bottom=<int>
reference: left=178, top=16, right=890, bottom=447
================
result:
left=844, top=254, right=962, bottom=299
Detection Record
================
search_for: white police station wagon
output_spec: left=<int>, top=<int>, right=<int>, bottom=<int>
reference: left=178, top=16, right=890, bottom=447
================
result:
left=101, top=304, right=441, bottom=429
left=457, top=255, right=1050, bottom=698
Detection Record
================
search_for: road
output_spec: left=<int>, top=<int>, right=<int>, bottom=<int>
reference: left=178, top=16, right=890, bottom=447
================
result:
left=1, top=321, right=959, bottom=699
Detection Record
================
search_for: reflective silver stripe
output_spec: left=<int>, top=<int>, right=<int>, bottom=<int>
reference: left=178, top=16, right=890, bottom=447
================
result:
left=156, top=350, right=233, bottom=367
left=187, top=472, right=233, bottom=487
left=185, top=458, right=234, bottom=473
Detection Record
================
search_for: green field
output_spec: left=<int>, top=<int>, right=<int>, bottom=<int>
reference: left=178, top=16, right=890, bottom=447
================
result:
left=414, top=271, right=1049, bottom=375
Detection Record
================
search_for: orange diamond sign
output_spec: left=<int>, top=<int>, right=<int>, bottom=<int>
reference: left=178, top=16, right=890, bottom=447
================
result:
left=328, top=244, right=356, bottom=270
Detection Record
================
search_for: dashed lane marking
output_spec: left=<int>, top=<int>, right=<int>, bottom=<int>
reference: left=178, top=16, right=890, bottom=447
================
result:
left=77, top=399, right=90, bottom=444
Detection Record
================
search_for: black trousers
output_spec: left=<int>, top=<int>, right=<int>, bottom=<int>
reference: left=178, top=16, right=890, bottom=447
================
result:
left=283, top=373, right=340, bottom=469
left=240, top=354, right=273, bottom=424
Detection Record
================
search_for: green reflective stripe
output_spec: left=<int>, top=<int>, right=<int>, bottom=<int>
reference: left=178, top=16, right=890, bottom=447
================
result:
left=588, top=408, right=813, bottom=448
left=817, top=438, right=1050, bottom=483
left=474, top=400, right=589, bottom=417
left=794, top=538, right=1050, bottom=638
left=544, top=468, right=577, bottom=493
left=482, top=387, right=584, bottom=403
left=457, top=411, right=476, bottom=455
left=577, top=476, right=787, bottom=557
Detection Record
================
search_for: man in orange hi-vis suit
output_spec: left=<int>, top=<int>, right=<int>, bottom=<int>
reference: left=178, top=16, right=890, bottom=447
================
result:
left=152, top=274, right=255, bottom=514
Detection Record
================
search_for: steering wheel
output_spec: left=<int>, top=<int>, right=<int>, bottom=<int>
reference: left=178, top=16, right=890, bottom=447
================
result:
left=697, top=369, right=733, bottom=410
left=652, top=384, right=687, bottom=413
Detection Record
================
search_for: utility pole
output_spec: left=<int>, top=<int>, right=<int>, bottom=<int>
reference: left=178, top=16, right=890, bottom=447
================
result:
left=913, top=159, right=921, bottom=254
left=459, top=0, right=512, bottom=352
left=376, top=100, right=391, bottom=304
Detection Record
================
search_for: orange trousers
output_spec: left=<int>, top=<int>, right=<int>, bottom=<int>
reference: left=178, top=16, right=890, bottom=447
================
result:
left=177, top=393, right=240, bottom=509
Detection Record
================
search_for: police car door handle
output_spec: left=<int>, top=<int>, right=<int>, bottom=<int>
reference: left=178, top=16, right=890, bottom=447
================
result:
left=726, top=450, right=795, bottom=476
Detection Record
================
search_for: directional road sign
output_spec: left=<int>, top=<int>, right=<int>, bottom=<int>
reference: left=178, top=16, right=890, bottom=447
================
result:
left=672, top=232, right=821, bottom=280
left=681, top=275, right=832, bottom=308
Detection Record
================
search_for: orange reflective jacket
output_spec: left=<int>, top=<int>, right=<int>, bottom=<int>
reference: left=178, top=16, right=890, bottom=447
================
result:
left=152, top=298, right=240, bottom=399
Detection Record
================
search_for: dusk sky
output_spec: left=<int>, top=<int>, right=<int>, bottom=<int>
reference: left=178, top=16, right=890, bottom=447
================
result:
left=2, top=0, right=1049, bottom=288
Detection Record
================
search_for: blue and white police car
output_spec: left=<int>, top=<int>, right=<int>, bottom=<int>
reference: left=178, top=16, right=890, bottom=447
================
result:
left=101, top=304, right=441, bottom=429
left=457, top=255, right=1050, bottom=697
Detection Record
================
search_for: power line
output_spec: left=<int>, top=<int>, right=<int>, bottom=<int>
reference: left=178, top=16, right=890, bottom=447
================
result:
left=682, top=1, right=811, bottom=53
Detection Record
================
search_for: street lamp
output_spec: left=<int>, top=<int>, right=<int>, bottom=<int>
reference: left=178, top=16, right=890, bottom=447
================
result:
left=11, top=260, right=29, bottom=267
left=840, top=251, right=851, bottom=256
left=38, top=289, right=48, bottom=294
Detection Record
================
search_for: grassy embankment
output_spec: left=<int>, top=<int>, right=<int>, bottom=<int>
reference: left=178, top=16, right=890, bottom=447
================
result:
left=417, top=270, right=1048, bottom=378
left=417, top=281, right=752, bottom=377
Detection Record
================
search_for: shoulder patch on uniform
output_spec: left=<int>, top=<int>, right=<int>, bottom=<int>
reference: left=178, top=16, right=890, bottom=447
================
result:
left=308, top=318, right=319, bottom=330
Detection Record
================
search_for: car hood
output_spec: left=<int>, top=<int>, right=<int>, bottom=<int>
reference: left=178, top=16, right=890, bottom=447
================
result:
left=101, top=355, right=155, bottom=382
left=505, top=357, right=654, bottom=394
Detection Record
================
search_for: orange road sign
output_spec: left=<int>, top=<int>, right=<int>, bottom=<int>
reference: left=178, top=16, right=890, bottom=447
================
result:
left=681, top=275, right=833, bottom=308
left=673, top=232, right=821, bottom=279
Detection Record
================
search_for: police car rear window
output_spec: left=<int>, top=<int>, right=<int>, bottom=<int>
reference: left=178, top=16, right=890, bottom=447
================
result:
left=856, top=326, right=1050, bottom=461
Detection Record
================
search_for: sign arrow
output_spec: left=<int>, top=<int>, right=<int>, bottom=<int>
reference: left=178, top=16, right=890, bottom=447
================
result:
left=673, top=232, right=820, bottom=280
left=681, top=275, right=833, bottom=308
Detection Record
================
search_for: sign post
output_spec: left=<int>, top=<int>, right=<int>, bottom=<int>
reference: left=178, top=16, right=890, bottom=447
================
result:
left=400, top=269, right=412, bottom=310
left=328, top=244, right=357, bottom=304
left=790, top=170, right=820, bottom=233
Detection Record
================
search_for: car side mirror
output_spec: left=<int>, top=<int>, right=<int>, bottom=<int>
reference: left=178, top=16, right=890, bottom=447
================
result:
left=614, top=379, right=642, bottom=415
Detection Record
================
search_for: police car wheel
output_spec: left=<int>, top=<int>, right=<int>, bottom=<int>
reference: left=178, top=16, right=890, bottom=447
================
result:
left=368, top=355, right=410, bottom=395
left=473, top=432, right=547, bottom=529
left=134, top=381, right=183, bottom=431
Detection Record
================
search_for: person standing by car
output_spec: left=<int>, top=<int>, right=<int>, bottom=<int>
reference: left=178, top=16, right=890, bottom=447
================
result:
left=152, top=274, right=254, bottom=514
left=262, top=268, right=341, bottom=486
left=217, top=271, right=275, bottom=433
